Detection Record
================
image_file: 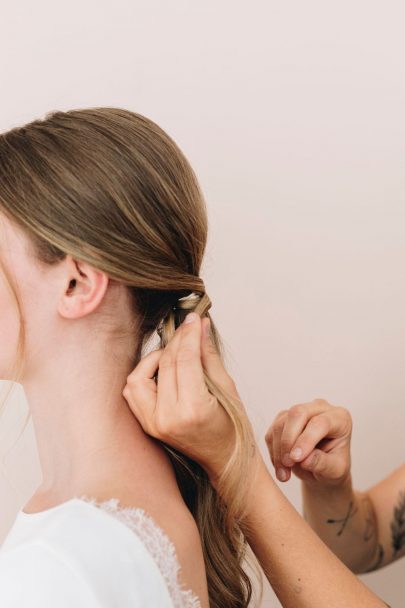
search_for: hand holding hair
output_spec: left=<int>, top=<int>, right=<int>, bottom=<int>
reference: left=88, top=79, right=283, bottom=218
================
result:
left=123, top=313, right=390, bottom=608
left=122, top=311, right=258, bottom=485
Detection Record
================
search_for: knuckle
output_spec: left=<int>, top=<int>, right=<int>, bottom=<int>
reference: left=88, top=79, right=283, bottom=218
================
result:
left=289, top=404, right=306, bottom=418
left=312, top=397, right=328, bottom=406
left=176, top=410, right=200, bottom=433
left=154, top=415, right=173, bottom=439
left=264, top=427, right=273, bottom=444
left=176, top=346, right=197, bottom=364
left=190, top=407, right=210, bottom=428
left=159, top=353, right=176, bottom=369
left=124, top=376, right=141, bottom=391
left=302, top=450, right=320, bottom=469
left=279, top=435, right=292, bottom=452
left=273, top=417, right=285, bottom=433
left=205, top=339, right=219, bottom=356
left=338, top=405, right=352, bottom=423
left=153, top=424, right=167, bottom=441
left=309, top=413, right=328, bottom=429
left=122, top=386, right=130, bottom=400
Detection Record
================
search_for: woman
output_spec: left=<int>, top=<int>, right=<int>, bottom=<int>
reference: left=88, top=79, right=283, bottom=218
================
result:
left=123, top=310, right=397, bottom=607
left=0, top=108, right=260, bottom=607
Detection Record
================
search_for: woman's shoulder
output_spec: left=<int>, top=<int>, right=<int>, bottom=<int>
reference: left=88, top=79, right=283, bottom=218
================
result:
left=15, top=474, right=209, bottom=607
left=79, top=493, right=207, bottom=608
left=1, top=495, right=191, bottom=608
left=72, top=472, right=209, bottom=608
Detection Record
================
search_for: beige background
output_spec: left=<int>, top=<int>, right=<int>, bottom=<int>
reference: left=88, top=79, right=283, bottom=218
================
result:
left=0, top=1, right=404, bottom=606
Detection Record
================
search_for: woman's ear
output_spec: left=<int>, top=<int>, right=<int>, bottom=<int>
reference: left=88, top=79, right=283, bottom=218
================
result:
left=58, top=255, right=109, bottom=320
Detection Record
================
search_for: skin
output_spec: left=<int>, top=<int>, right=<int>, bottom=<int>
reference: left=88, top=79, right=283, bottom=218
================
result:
left=0, top=213, right=209, bottom=608
left=123, top=312, right=394, bottom=607
left=266, top=400, right=405, bottom=574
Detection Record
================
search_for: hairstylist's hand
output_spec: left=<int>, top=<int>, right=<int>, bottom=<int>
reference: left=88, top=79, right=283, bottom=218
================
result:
left=122, top=312, right=257, bottom=484
left=265, top=399, right=353, bottom=487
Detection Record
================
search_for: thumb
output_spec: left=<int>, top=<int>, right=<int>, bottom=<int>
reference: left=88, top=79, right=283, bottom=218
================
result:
left=298, top=448, right=349, bottom=483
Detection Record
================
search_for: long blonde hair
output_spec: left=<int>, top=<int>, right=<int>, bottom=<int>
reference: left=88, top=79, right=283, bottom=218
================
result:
left=0, top=107, right=263, bottom=607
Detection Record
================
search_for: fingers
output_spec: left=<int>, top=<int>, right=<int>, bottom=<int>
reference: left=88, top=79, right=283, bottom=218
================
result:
left=123, top=315, right=185, bottom=434
left=266, top=410, right=289, bottom=481
left=123, top=312, right=240, bottom=450
left=122, top=348, right=164, bottom=433
left=282, top=412, right=333, bottom=466
left=281, top=405, right=351, bottom=468
left=278, top=400, right=334, bottom=468
left=176, top=313, right=208, bottom=411
left=298, top=448, right=350, bottom=483
left=155, top=320, right=185, bottom=415
left=266, top=399, right=333, bottom=482
left=266, top=399, right=352, bottom=483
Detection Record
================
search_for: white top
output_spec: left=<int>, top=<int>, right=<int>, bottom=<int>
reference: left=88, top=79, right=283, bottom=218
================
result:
left=0, top=495, right=202, bottom=608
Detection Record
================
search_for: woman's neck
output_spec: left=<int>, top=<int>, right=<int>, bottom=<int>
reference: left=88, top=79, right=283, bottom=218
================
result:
left=22, top=354, right=181, bottom=512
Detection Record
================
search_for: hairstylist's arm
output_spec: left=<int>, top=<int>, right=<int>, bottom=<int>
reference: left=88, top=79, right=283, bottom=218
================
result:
left=122, top=313, right=389, bottom=608
left=266, top=400, right=405, bottom=573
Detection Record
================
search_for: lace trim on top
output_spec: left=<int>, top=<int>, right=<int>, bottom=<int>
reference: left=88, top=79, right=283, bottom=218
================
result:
left=77, top=495, right=202, bottom=608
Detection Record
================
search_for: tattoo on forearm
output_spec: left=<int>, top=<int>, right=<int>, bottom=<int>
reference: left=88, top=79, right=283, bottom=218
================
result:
left=361, top=495, right=378, bottom=541
left=326, top=500, right=358, bottom=536
left=364, top=543, right=384, bottom=572
left=391, top=489, right=405, bottom=556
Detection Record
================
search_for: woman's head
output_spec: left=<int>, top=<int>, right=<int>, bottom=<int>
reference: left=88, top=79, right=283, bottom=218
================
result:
left=0, top=107, right=262, bottom=607
left=0, top=107, right=210, bottom=384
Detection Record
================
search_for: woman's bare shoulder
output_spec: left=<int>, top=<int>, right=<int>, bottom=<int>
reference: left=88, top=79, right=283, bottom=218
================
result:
left=85, top=468, right=210, bottom=608
left=144, top=496, right=210, bottom=608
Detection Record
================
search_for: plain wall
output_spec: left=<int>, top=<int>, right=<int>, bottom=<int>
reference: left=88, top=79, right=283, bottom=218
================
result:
left=0, top=1, right=404, bottom=606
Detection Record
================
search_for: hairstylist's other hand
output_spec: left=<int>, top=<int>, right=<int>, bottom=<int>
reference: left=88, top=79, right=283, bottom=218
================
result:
left=122, top=312, right=258, bottom=484
left=265, top=399, right=353, bottom=487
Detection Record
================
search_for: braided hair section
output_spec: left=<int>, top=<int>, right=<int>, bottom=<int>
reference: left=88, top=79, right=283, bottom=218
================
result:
left=157, top=288, right=212, bottom=348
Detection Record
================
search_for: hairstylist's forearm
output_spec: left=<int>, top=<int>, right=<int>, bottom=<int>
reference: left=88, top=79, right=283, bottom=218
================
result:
left=232, top=458, right=388, bottom=608
left=301, top=475, right=380, bottom=573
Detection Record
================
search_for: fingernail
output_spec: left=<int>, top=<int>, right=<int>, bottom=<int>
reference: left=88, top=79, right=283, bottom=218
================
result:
left=290, top=447, right=303, bottom=460
left=185, top=312, right=197, bottom=324
left=277, top=467, right=288, bottom=481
